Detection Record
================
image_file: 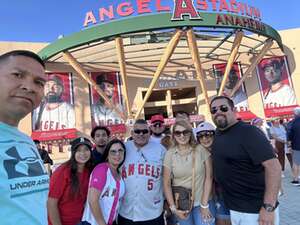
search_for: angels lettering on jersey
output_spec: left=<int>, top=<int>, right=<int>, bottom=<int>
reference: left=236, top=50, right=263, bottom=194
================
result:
left=32, top=73, right=75, bottom=131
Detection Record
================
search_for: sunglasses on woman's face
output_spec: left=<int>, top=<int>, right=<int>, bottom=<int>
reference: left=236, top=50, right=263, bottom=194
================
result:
left=109, top=148, right=125, bottom=156
left=197, top=131, right=214, bottom=139
left=133, top=129, right=149, bottom=135
left=174, top=130, right=191, bottom=137
left=210, top=105, right=229, bottom=115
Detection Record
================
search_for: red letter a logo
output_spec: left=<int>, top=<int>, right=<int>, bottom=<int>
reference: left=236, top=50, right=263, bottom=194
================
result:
left=172, top=0, right=201, bottom=20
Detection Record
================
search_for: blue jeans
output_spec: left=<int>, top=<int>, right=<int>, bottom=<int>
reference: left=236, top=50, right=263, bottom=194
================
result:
left=177, top=203, right=216, bottom=225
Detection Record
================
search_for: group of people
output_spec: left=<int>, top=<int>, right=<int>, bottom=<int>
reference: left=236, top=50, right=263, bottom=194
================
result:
left=0, top=49, right=293, bottom=225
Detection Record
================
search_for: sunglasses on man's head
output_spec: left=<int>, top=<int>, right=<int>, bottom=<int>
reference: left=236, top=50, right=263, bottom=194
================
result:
left=210, top=105, right=229, bottom=115
left=109, top=148, right=125, bottom=156
left=133, top=129, right=149, bottom=135
left=174, top=130, right=191, bottom=137
left=197, top=131, right=215, bottom=139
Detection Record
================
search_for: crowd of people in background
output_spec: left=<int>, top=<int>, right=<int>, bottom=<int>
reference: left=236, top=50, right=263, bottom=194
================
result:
left=1, top=50, right=300, bottom=225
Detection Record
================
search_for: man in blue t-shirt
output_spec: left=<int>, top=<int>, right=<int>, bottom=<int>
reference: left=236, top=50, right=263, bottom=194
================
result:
left=0, top=50, right=49, bottom=224
left=210, top=96, right=282, bottom=225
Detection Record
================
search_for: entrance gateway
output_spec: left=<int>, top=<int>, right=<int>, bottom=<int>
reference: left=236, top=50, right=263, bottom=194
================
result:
left=36, top=0, right=286, bottom=136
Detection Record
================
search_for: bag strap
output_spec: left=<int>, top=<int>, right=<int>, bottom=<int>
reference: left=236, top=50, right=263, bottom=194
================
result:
left=191, top=148, right=196, bottom=203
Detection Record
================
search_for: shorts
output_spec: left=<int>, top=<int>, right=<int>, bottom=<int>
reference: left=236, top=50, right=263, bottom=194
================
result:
left=215, top=200, right=230, bottom=220
left=292, top=150, right=300, bottom=165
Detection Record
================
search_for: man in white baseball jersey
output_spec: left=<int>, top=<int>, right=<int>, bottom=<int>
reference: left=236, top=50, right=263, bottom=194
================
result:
left=33, top=75, right=75, bottom=131
left=119, top=119, right=166, bottom=225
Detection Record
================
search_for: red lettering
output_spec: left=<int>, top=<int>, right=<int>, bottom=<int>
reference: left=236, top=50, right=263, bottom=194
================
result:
left=49, top=121, right=54, bottom=130
left=156, top=167, right=161, bottom=178
left=224, top=14, right=234, bottom=25
left=102, top=188, right=110, bottom=197
left=219, top=0, right=230, bottom=12
left=151, top=165, right=155, bottom=178
left=99, top=5, right=115, bottom=22
left=235, top=16, right=243, bottom=27
left=237, top=2, right=245, bottom=15
left=156, top=0, right=171, bottom=12
left=117, top=2, right=134, bottom=17
left=128, top=164, right=134, bottom=176
left=209, top=0, right=219, bottom=11
left=197, top=0, right=208, bottom=10
left=83, top=11, right=97, bottom=27
left=121, top=166, right=127, bottom=179
left=172, top=0, right=201, bottom=20
left=230, top=0, right=238, bottom=13
left=147, top=179, right=154, bottom=190
left=216, top=14, right=224, bottom=25
left=137, top=0, right=152, bottom=14
left=138, top=164, right=144, bottom=175
left=145, top=164, right=151, bottom=176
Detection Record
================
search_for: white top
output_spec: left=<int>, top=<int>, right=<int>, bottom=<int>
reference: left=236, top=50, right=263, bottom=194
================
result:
left=33, top=102, right=75, bottom=131
left=82, top=163, right=125, bottom=225
left=264, top=84, right=297, bottom=107
left=119, top=140, right=166, bottom=221
left=150, top=135, right=164, bottom=144
left=270, top=125, right=287, bottom=143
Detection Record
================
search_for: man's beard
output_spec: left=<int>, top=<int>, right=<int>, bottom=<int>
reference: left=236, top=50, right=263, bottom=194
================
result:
left=45, top=94, right=62, bottom=103
left=213, top=115, right=228, bottom=129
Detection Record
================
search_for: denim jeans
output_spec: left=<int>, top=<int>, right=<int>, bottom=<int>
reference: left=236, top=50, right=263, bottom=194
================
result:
left=177, top=203, right=216, bottom=225
left=230, top=208, right=279, bottom=225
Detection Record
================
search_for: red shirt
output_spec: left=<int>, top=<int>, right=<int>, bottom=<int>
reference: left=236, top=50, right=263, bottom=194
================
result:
left=48, top=164, right=90, bottom=225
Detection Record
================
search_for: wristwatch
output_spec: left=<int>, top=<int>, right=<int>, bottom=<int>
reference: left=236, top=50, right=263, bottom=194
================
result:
left=262, top=202, right=279, bottom=212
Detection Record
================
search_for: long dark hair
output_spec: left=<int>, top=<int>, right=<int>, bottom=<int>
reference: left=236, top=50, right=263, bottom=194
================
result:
left=102, top=139, right=126, bottom=173
left=64, top=144, right=93, bottom=197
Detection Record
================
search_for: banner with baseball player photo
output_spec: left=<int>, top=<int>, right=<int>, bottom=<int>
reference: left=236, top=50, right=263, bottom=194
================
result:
left=256, top=56, right=297, bottom=117
left=213, top=62, right=249, bottom=111
left=32, top=72, right=75, bottom=131
left=89, top=72, right=125, bottom=129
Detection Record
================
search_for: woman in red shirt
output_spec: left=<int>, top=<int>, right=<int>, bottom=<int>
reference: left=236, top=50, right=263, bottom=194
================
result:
left=48, top=137, right=93, bottom=225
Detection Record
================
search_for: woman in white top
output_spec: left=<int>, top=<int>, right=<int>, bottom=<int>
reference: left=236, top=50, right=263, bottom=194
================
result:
left=163, top=120, right=215, bottom=225
left=81, top=139, right=126, bottom=225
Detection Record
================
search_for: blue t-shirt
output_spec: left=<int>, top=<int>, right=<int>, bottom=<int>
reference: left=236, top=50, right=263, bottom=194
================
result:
left=0, top=122, right=49, bottom=224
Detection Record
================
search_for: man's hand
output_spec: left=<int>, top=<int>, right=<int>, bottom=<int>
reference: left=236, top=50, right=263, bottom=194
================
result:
left=258, top=207, right=275, bottom=225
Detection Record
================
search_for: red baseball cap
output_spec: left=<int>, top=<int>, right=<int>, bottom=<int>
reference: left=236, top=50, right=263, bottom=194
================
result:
left=150, top=114, right=164, bottom=124
left=260, top=58, right=282, bottom=71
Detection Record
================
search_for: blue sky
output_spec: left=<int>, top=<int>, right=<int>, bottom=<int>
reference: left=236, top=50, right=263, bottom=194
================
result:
left=1, top=0, right=299, bottom=43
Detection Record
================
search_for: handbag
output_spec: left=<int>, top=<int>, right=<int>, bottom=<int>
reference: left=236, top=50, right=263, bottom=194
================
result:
left=171, top=149, right=196, bottom=212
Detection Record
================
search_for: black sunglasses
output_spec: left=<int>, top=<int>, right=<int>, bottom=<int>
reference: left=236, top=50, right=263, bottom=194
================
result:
left=109, top=148, right=125, bottom=156
left=210, top=105, right=229, bottom=115
left=174, top=130, right=191, bottom=137
left=197, top=131, right=215, bottom=139
left=134, top=129, right=149, bottom=135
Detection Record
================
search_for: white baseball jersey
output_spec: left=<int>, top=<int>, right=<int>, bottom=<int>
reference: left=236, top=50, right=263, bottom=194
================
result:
left=82, top=163, right=125, bottom=225
left=33, top=102, right=75, bottom=131
left=119, top=140, right=166, bottom=221
left=92, top=104, right=123, bottom=126
left=264, top=84, right=297, bottom=107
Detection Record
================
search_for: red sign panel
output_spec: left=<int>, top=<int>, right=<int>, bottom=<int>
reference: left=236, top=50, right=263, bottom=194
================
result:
left=31, top=128, right=78, bottom=141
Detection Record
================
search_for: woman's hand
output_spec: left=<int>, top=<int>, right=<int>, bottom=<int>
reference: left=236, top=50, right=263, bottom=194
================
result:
left=175, top=209, right=189, bottom=220
left=200, top=207, right=213, bottom=222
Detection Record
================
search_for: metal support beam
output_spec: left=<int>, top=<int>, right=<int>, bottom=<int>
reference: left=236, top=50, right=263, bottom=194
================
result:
left=115, top=37, right=131, bottom=119
left=134, top=29, right=184, bottom=119
left=63, top=51, right=126, bottom=121
left=218, top=31, right=244, bottom=96
left=166, top=90, right=173, bottom=118
left=206, top=31, right=234, bottom=58
left=230, top=39, right=273, bottom=97
left=186, top=29, right=210, bottom=112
